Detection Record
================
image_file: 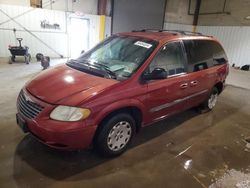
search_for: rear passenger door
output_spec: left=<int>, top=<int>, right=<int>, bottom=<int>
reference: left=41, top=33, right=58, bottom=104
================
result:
left=183, top=40, right=216, bottom=108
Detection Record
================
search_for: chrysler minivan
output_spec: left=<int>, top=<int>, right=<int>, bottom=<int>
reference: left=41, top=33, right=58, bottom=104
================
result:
left=16, top=30, right=229, bottom=157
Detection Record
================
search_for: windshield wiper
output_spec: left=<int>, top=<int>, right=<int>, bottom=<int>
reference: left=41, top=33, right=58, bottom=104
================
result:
left=67, top=59, right=117, bottom=79
left=85, top=61, right=117, bottom=79
left=92, top=62, right=109, bottom=69
left=67, top=59, right=78, bottom=63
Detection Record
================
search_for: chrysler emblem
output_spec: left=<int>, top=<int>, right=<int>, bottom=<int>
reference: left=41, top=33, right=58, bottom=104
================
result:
left=23, top=92, right=32, bottom=102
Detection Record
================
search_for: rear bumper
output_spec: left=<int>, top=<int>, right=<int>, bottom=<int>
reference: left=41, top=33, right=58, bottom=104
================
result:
left=17, top=112, right=97, bottom=150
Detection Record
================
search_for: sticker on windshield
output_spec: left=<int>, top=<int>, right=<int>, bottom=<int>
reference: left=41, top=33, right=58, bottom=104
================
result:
left=134, top=41, right=152, bottom=49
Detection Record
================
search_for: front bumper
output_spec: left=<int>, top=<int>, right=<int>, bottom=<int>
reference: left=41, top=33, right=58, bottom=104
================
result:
left=17, top=113, right=97, bottom=150
left=16, top=89, right=97, bottom=150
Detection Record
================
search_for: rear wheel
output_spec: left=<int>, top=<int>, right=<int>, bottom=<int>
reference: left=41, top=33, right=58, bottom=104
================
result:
left=199, top=87, right=219, bottom=113
left=95, top=113, right=136, bottom=157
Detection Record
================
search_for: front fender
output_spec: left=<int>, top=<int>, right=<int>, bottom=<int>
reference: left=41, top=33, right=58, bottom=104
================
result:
left=92, top=99, right=147, bottom=126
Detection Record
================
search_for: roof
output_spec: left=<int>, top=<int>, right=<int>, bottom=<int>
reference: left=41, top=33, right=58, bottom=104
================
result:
left=117, top=29, right=214, bottom=42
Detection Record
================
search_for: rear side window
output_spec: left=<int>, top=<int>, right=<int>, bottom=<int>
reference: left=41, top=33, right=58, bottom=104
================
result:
left=183, top=40, right=227, bottom=73
left=210, top=42, right=228, bottom=66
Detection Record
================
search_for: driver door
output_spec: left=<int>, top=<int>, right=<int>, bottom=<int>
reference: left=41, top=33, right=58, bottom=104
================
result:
left=145, top=41, right=190, bottom=122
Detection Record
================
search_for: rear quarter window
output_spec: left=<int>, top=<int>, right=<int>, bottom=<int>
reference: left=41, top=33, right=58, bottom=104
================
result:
left=183, top=39, right=228, bottom=73
left=210, top=41, right=228, bottom=66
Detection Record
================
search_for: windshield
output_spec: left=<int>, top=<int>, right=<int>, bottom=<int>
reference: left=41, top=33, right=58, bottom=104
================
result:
left=67, top=35, right=158, bottom=81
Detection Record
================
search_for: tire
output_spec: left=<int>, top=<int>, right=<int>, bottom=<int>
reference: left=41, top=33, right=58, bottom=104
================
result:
left=199, top=87, right=219, bottom=113
left=28, top=54, right=31, bottom=62
left=95, top=113, right=136, bottom=157
left=41, top=56, right=50, bottom=70
left=25, top=56, right=29, bottom=64
left=36, top=53, right=43, bottom=61
left=11, top=56, right=15, bottom=62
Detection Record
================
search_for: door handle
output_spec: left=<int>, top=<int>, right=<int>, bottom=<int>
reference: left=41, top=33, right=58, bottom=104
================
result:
left=180, top=83, right=188, bottom=89
left=190, top=80, right=198, bottom=86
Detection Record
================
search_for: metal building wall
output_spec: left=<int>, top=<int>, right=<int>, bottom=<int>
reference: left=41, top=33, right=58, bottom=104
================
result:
left=112, top=0, right=166, bottom=33
left=164, top=22, right=250, bottom=67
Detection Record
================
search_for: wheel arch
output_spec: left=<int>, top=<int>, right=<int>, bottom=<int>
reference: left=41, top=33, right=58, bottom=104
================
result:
left=93, top=101, right=145, bottom=143
left=214, top=81, right=224, bottom=94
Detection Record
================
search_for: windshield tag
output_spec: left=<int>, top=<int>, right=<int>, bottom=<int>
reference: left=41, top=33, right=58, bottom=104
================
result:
left=134, top=41, right=152, bottom=49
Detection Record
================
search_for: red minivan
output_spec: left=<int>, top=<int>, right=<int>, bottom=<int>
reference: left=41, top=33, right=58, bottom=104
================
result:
left=16, top=30, right=229, bottom=157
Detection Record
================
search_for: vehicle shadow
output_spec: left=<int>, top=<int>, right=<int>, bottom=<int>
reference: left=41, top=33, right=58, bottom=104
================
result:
left=13, top=100, right=240, bottom=186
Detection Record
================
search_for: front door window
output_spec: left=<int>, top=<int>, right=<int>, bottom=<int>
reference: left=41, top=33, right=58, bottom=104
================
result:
left=149, top=42, right=186, bottom=76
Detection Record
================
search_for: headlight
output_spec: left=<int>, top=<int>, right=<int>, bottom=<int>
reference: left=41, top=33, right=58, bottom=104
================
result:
left=50, top=105, right=91, bottom=121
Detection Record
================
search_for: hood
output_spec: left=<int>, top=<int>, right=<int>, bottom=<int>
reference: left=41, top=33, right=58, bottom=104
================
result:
left=26, top=64, right=118, bottom=104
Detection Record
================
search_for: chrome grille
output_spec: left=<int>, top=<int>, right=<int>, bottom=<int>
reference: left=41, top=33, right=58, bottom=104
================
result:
left=17, top=90, right=44, bottom=119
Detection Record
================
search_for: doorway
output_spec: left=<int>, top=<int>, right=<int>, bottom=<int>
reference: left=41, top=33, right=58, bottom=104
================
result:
left=69, top=17, right=90, bottom=58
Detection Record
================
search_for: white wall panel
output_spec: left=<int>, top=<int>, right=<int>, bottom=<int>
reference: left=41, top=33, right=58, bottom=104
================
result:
left=0, top=4, right=108, bottom=58
left=198, top=26, right=250, bottom=67
left=0, top=0, right=98, bottom=14
left=0, top=5, right=66, bottom=32
left=0, top=4, right=67, bottom=57
left=0, top=0, right=29, bottom=6
left=164, top=22, right=250, bottom=67
left=42, top=0, right=98, bottom=14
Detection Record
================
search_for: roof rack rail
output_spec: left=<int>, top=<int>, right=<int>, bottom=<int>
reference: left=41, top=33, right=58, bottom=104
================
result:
left=132, top=29, right=206, bottom=36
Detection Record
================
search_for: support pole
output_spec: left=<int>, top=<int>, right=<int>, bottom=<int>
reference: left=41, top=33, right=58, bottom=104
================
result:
left=192, top=0, right=201, bottom=33
left=98, top=0, right=107, bottom=41
left=99, top=15, right=106, bottom=41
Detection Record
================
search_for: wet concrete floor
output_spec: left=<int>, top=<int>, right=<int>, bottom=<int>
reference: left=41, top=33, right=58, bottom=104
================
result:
left=0, top=58, right=249, bottom=188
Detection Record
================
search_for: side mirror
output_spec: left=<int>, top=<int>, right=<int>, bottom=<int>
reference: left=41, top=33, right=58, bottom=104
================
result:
left=142, top=68, right=168, bottom=81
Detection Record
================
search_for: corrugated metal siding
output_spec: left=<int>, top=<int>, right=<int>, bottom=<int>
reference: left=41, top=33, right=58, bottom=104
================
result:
left=198, top=26, right=250, bottom=67
left=164, top=22, right=250, bottom=67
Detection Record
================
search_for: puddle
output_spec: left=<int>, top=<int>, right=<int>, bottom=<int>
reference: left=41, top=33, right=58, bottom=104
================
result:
left=246, top=138, right=250, bottom=142
left=209, top=169, right=250, bottom=188
left=244, top=138, right=250, bottom=152
left=184, top=159, right=192, bottom=170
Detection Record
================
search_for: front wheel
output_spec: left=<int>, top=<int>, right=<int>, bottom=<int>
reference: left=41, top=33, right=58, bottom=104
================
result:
left=199, top=87, right=219, bottom=113
left=95, top=113, right=136, bottom=157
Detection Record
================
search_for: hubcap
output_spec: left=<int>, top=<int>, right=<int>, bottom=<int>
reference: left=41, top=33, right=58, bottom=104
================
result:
left=208, top=93, right=218, bottom=109
left=107, top=121, right=132, bottom=151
